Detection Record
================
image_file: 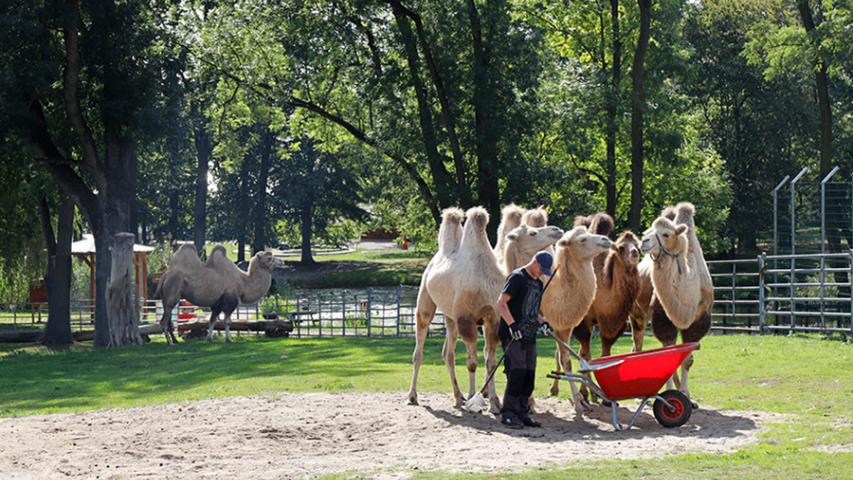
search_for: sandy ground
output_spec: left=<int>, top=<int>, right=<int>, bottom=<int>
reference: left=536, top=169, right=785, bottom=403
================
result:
left=0, top=392, right=783, bottom=479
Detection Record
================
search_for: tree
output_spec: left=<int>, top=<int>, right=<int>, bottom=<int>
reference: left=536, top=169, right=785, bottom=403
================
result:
left=629, top=0, right=652, bottom=230
left=1, top=0, right=172, bottom=347
left=39, top=195, right=75, bottom=347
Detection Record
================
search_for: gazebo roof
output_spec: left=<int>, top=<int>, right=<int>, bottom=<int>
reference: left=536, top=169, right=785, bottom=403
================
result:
left=71, top=234, right=155, bottom=255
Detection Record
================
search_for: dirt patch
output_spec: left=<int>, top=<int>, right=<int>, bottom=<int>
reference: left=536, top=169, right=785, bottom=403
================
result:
left=0, top=392, right=782, bottom=479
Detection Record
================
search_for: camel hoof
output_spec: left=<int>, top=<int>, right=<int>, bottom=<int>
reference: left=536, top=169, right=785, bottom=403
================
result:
left=407, top=395, right=419, bottom=406
left=690, top=400, right=698, bottom=409
left=549, top=386, right=560, bottom=397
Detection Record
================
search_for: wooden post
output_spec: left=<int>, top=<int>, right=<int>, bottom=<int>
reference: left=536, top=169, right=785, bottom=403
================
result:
left=106, top=233, right=142, bottom=347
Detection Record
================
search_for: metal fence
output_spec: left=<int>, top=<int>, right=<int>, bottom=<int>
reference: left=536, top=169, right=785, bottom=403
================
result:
left=6, top=254, right=853, bottom=339
left=709, top=251, right=853, bottom=334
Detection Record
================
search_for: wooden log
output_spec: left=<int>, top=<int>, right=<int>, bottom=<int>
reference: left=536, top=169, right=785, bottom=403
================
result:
left=177, top=319, right=293, bottom=336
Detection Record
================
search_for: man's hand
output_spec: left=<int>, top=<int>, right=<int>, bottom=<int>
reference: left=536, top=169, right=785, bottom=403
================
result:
left=509, top=322, right=523, bottom=340
left=538, top=321, right=553, bottom=336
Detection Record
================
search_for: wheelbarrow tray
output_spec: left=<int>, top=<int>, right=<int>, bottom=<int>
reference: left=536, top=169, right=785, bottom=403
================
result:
left=589, top=342, right=700, bottom=401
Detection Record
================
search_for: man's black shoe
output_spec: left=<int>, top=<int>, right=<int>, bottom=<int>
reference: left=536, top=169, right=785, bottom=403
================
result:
left=501, top=416, right=524, bottom=429
left=520, top=417, right=542, bottom=428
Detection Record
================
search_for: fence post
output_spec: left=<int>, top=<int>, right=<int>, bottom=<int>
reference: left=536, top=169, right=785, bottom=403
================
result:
left=366, top=287, right=373, bottom=337
left=849, top=250, right=853, bottom=336
left=758, top=253, right=766, bottom=333
left=396, top=285, right=402, bottom=337
left=341, top=290, right=347, bottom=337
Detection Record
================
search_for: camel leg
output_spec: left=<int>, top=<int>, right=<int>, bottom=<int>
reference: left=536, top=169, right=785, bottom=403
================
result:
left=554, top=328, right=588, bottom=417
left=206, top=306, right=221, bottom=341
left=442, top=318, right=464, bottom=408
left=550, top=347, right=561, bottom=397
left=407, top=310, right=433, bottom=407
left=159, top=302, right=175, bottom=345
left=629, top=315, right=646, bottom=352
left=222, top=296, right=239, bottom=343
left=458, top=319, right=479, bottom=400
left=481, top=315, right=501, bottom=414
left=680, top=312, right=711, bottom=407
left=651, top=300, right=679, bottom=390
left=573, top=320, right=593, bottom=401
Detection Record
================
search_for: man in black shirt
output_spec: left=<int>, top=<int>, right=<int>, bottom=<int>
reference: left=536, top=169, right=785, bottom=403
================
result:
left=496, top=250, right=554, bottom=429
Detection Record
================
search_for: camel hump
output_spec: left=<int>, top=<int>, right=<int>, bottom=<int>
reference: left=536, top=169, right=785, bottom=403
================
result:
left=574, top=213, right=614, bottom=237
left=465, top=206, right=489, bottom=230
left=441, top=207, right=464, bottom=226
left=661, top=206, right=677, bottom=221
left=674, top=202, right=696, bottom=227
left=501, top=203, right=526, bottom=226
left=522, top=206, right=548, bottom=228
left=438, top=207, right=465, bottom=255
left=169, top=244, right=203, bottom=269
left=209, top=245, right=229, bottom=259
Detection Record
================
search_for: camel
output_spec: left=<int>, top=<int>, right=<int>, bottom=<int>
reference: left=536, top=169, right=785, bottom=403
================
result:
left=494, top=204, right=550, bottom=266
left=636, top=202, right=713, bottom=402
left=407, top=206, right=561, bottom=413
left=571, top=221, right=642, bottom=358
left=540, top=226, right=612, bottom=416
left=154, top=245, right=276, bottom=344
left=500, top=222, right=563, bottom=273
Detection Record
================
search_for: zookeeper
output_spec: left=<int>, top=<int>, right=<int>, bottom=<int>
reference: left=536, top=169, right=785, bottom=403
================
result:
left=495, top=250, right=553, bottom=429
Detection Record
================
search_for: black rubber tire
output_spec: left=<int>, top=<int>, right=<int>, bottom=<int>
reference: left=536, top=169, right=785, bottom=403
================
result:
left=653, top=390, right=692, bottom=428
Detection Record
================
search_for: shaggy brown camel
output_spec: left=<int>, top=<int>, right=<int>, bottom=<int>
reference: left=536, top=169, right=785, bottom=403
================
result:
left=540, top=226, right=612, bottom=417
left=571, top=213, right=641, bottom=359
left=638, top=202, right=713, bottom=403
left=408, top=207, right=561, bottom=413
left=154, top=245, right=275, bottom=344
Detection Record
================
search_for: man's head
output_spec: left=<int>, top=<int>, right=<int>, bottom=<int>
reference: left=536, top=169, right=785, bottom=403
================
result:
left=526, top=250, right=554, bottom=278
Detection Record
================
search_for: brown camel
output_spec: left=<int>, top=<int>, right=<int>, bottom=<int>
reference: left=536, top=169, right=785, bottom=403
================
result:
left=637, top=202, right=713, bottom=403
left=571, top=213, right=642, bottom=359
left=540, top=226, right=612, bottom=416
left=154, top=245, right=275, bottom=344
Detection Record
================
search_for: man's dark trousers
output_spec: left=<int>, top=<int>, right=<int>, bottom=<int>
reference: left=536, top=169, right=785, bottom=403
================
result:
left=499, top=333, right=537, bottom=421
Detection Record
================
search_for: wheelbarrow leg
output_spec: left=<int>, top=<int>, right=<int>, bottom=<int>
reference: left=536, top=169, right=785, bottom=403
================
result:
left=610, top=401, right=623, bottom=431
left=626, top=397, right=653, bottom=429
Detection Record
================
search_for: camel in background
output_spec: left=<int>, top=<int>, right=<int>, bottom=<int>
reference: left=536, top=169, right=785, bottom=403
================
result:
left=154, top=245, right=275, bottom=344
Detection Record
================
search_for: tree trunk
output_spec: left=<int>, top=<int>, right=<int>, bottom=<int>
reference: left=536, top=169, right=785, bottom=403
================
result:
left=796, top=0, right=832, bottom=178
left=253, top=128, right=273, bottom=254
left=390, top=0, right=456, bottom=209
left=193, top=125, right=212, bottom=252
left=236, top=158, right=251, bottom=264
left=605, top=0, right=621, bottom=218
left=466, top=0, right=501, bottom=243
left=106, top=233, right=142, bottom=347
left=39, top=196, right=75, bottom=348
left=300, top=203, right=315, bottom=265
left=629, top=0, right=651, bottom=230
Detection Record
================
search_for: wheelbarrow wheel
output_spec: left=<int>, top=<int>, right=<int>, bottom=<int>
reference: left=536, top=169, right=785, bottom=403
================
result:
left=653, top=390, right=692, bottom=428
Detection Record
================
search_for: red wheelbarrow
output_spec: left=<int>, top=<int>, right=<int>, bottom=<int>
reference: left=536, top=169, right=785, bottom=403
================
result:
left=546, top=332, right=699, bottom=431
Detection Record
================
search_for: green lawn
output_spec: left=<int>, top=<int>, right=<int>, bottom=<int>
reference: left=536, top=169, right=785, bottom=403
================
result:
left=0, top=334, right=850, bottom=479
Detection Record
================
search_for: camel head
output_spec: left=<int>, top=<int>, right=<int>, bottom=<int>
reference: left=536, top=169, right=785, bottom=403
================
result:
left=555, top=226, right=612, bottom=262
left=641, top=216, right=688, bottom=257
left=249, top=250, right=277, bottom=272
left=612, top=231, right=641, bottom=266
left=502, top=224, right=563, bottom=270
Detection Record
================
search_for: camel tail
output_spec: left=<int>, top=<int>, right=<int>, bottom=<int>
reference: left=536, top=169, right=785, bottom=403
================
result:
left=151, top=275, right=165, bottom=300
left=438, top=207, right=465, bottom=255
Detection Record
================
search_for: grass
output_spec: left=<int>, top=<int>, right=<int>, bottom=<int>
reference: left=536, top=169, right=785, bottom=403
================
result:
left=0, top=334, right=850, bottom=478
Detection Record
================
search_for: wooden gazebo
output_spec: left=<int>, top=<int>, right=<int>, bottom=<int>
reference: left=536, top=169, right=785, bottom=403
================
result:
left=71, top=234, right=155, bottom=307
